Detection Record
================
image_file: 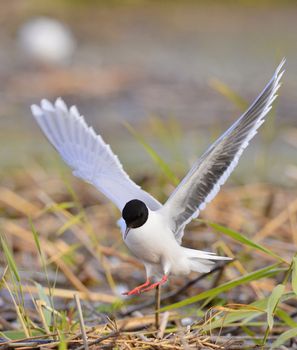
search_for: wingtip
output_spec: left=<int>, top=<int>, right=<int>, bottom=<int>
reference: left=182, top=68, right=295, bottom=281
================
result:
left=70, top=105, right=80, bottom=118
left=55, top=97, right=68, bottom=112
left=275, top=57, right=286, bottom=77
left=31, top=104, right=42, bottom=117
left=270, top=59, right=285, bottom=99
left=41, top=98, right=54, bottom=111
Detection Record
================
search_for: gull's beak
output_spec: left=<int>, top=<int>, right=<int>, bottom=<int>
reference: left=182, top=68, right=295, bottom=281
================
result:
left=124, top=226, right=130, bottom=239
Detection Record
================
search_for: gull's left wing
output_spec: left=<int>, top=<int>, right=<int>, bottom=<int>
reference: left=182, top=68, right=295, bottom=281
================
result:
left=160, top=59, right=285, bottom=243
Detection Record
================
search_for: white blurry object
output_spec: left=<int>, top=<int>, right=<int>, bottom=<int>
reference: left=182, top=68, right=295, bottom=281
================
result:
left=19, top=17, right=76, bottom=65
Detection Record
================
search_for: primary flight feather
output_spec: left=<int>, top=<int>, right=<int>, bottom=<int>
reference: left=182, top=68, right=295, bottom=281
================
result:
left=31, top=59, right=284, bottom=295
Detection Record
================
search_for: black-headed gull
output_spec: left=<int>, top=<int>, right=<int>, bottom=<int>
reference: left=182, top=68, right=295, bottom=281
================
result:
left=31, top=59, right=284, bottom=295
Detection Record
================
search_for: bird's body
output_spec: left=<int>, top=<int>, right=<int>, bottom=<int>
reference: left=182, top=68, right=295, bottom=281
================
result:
left=31, top=59, right=285, bottom=295
left=123, top=208, right=225, bottom=279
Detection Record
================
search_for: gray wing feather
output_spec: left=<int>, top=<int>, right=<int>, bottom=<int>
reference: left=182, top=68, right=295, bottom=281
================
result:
left=31, top=98, right=161, bottom=211
left=161, top=59, right=285, bottom=242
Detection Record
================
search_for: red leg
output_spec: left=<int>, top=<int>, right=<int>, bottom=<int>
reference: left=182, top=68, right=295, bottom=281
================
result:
left=122, top=279, right=151, bottom=296
left=141, top=275, right=168, bottom=293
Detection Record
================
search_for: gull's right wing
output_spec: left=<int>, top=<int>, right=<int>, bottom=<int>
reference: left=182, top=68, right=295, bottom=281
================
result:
left=31, top=99, right=162, bottom=212
left=160, top=59, right=285, bottom=243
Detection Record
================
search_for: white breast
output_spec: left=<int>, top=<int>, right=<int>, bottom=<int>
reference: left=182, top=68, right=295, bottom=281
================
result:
left=124, top=210, right=178, bottom=264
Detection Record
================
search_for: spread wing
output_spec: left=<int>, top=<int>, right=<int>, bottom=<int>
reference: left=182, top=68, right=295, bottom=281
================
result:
left=160, top=59, right=285, bottom=243
left=31, top=98, right=161, bottom=211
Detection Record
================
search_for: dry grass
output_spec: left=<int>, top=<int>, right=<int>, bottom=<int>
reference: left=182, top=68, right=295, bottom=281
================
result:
left=0, top=165, right=297, bottom=349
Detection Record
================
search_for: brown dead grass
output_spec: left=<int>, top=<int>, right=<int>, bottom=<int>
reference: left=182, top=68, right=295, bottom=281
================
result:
left=0, top=166, right=297, bottom=349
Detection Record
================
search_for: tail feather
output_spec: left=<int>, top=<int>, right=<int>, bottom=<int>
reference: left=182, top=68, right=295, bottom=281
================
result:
left=183, top=247, right=232, bottom=261
left=183, top=247, right=232, bottom=273
left=188, top=258, right=215, bottom=273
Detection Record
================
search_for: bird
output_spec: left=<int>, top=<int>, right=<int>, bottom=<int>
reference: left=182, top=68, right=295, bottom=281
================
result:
left=31, top=59, right=285, bottom=295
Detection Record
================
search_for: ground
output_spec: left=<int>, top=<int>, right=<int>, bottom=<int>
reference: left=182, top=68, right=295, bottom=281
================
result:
left=1, top=165, right=297, bottom=349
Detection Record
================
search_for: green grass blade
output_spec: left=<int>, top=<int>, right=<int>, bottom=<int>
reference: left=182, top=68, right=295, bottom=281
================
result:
left=292, top=257, right=297, bottom=296
left=0, top=330, right=42, bottom=340
left=209, top=78, right=248, bottom=110
left=30, top=220, right=58, bottom=332
left=30, top=219, right=42, bottom=256
left=58, top=334, right=67, bottom=350
left=57, top=213, right=84, bottom=236
left=200, top=220, right=285, bottom=263
left=267, top=284, right=285, bottom=330
left=271, top=327, right=297, bottom=349
left=0, top=331, right=10, bottom=340
left=203, top=308, right=264, bottom=332
left=161, top=264, right=283, bottom=311
left=149, top=116, right=182, bottom=147
left=276, top=309, right=297, bottom=328
left=203, top=292, right=295, bottom=332
left=280, top=291, right=296, bottom=302
left=124, top=122, right=179, bottom=186
left=0, top=236, right=20, bottom=283
left=35, top=282, right=52, bottom=326
left=47, top=202, right=76, bottom=212
left=3, top=279, right=30, bottom=337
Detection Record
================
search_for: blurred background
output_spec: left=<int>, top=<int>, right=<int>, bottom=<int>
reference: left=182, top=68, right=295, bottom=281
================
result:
left=0, top=0, right=296, bottom=184
left=1, top=3, right=297, bottom=342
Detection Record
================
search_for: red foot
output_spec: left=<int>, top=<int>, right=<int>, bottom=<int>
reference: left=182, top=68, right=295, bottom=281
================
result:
left=141, top=275, right=168, bottom=293
left=122, top=279, right=151, bottom=296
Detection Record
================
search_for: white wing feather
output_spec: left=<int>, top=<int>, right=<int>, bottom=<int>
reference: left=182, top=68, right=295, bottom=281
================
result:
left=161, top=59, right=285, bottom=243
left=31, top=98, right=161, bottom=211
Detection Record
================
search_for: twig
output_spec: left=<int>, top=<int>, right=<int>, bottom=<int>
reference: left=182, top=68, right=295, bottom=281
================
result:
left=155, top=284, right=161, bottom=329
left=75, top=331, right=119, bottom=350
left=210, top=262, right=225, bottom=289
left=74, top=293, right=89, bottom=350
left=0, top=336, right=56, bottom=349
left=157, top=311, right=169, bottom=339
left=35, top=300, right=51, bottom=335
left=22, top=283, right=117, bottom=303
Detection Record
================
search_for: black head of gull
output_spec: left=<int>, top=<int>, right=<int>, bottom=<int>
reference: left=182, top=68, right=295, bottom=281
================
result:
left=122, top=199, right=149, bottom=235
